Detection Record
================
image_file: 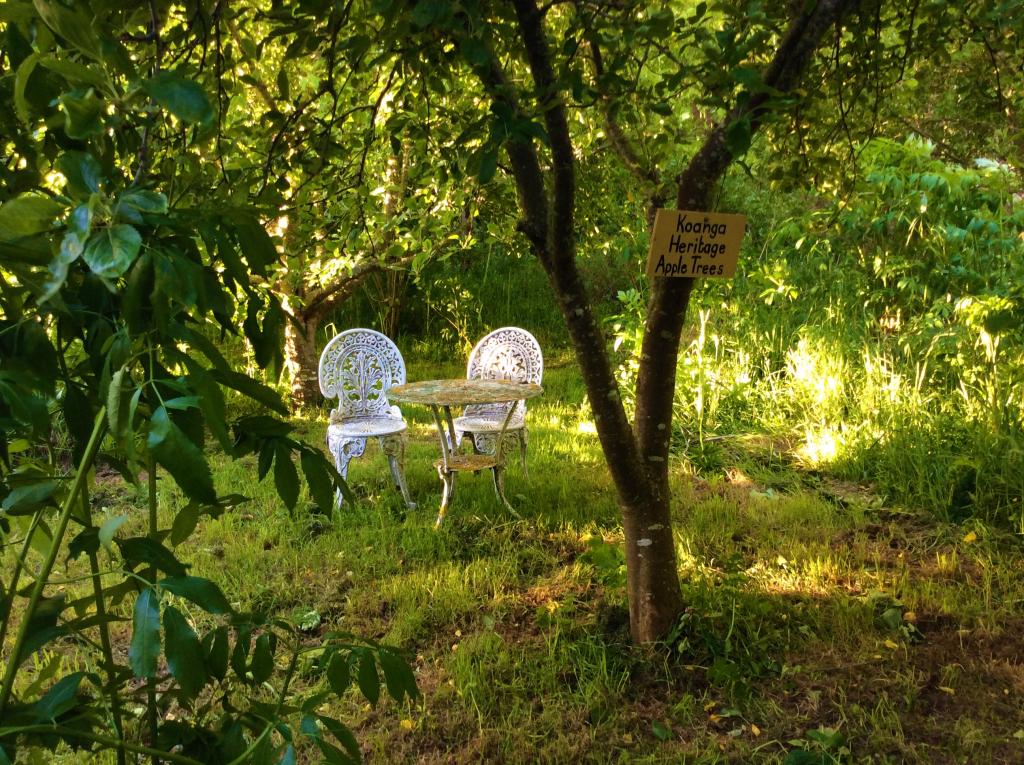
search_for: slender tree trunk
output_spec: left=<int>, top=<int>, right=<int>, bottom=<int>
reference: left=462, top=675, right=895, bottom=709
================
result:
left=547, top=259, right=684, bottom=641
left=511, top=0, right=684, bottom=642
left=284, top=313, right=321, bottom=409
left=480, top=0, right=854, bottom=643
left=369, top=140, right=409, bottom=338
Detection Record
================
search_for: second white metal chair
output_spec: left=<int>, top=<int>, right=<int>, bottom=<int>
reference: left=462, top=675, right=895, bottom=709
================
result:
left=453, top=327, right=543, bottom=476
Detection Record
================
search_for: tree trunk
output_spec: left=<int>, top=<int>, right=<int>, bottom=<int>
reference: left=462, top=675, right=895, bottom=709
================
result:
left=284, top=314, right=321, bottom=409
left=511, top=0, right=684, bottom=642
left=488, top=0, right=854, bottom=643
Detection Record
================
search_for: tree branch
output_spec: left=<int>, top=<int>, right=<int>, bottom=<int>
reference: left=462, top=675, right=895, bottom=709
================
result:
left=634, top=0, right=857, bottom=501
left=301, top=252, right=416, bottom=322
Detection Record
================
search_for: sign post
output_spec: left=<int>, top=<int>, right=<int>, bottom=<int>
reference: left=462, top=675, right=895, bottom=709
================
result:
left=646, top=209, right=747, bottom=279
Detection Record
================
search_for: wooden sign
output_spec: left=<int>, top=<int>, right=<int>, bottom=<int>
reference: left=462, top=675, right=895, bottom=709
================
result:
left=646, top=209, right=747, bottom=279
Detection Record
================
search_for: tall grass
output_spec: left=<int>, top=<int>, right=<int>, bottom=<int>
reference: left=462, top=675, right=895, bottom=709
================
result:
left=611, top=137, right=1024, bottom=528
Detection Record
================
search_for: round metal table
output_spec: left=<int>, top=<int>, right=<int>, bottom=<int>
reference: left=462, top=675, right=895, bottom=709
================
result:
left=388, top=379, right=543, bottom=527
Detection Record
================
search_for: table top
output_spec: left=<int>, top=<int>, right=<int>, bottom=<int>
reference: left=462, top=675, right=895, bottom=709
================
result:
left=388, top=379, right=543, bottom=406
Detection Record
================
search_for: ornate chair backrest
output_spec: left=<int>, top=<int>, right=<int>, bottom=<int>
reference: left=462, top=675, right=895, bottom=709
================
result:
left=465, top=327, right=543, bottom=421
left=318, top=329, right=406, bottom=419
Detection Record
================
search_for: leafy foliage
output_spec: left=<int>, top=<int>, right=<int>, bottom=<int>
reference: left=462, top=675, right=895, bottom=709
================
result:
left=0, top=2, right=415, bottom=761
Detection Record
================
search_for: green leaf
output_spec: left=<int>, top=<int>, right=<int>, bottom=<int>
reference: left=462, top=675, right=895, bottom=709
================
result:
left=356, top=650, right=380, bottom=705
left=106, top=366, right=132, bottom=444
left=160, top=575, right=232, bottom=614
left=274, top=441, right=299, bottom=510
left=62, top=382, right=93, bottom=463
left=301, top=715, right=355, bottom=765
left=58, top=151, right=103, bottom=196
left=40, top=204, right=92, bottom=302
left=123, top=251, right=154, bottom=333
left=164, top=396, right=201, bottom=411
left=144, top=71, right=214, bottom=124
left=118, top=189, right=168, bottom=215
left=460, top=37, right=490, bottom=67
left=83, top=224, right=142, bottom=279
left=230, top=214, right=278, bottom=274
left=2, top=479, right=58, bottom=513
left=230, top=628, right=251, bottom=681
left=724, top=116, right=752, bottom=158
left=251, top=634, right=275, bottom=684
left=117, top=537, right=189, bottom=577
left=204, top=626, right=229, bottom=681
left=38, top=55, right=107, bottom=88
left=98, top=514, right=127, bottom=551
left=163, top=605, right=207, bottom=700
left=67, top=527, right=100, bottom=561
left=326, top=653, right=351, bottom=695
left=59, top=88, right=104, bottom=138
left=210, top=369, right=288, bottom=415
left=169, top=503, right=200, bottom=546
left=14, top=52, right=40, bottom=123
left=30, top=671, right=86, bottom=722
left=410, top=0, right=446, bottom=28
left=315, top=715, right=361, bottom=762
left=33, top=0, right=101, bottom=60
left=186, top=368, right=232, bottom=451
left=148, top=405, right=217, bottom=504
left=651, top=720, right=672, bottom=741
left=129, top=588, right=161, bottom=678
left=477, top=148, right=498, bottom=184
left=238, top=415, right=295, bottom=439
left=806, top=727, right=845, bottom=749
left=277, top=68, right=290, bottom=101
left=378, top=647, right=418, bottom=702
left=300, top=449, right=335, bottom=511
left=0, top=193, right=63, bottom=241
left=18, top=595, right=66, bottom=664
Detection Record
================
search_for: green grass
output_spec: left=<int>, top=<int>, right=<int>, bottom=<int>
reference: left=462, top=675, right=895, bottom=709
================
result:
left=22, top=358, right=1024, bottom=764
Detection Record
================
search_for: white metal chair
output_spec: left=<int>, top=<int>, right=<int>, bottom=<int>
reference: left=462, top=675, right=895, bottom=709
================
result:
left=453, top=327, right=543, bottom=476
left=318, top=328, right=415, bottom=510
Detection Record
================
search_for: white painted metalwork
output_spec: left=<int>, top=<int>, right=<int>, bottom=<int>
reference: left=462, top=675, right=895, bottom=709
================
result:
left=318, top=328, right=415, bottom=510
left=453, top=327, right=543, bottom=476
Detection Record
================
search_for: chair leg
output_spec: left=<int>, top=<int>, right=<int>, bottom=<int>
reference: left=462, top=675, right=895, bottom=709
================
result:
left=470, top=432, right=485, bottom=455
left=380, top=433, right=416, bottom=511
left=518, top=428, right=529, bottom=480
left=328, top=436, right=366, bottom=509
left=436, top=465, right=456, bottom=528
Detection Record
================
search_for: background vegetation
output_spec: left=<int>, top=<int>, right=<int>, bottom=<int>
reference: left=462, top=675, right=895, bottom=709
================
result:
left=1, top=0, right=1022, bottom=762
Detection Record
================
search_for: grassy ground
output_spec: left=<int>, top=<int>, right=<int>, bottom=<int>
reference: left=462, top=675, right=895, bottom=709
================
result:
left=26, top=354, right=1024, bottom=764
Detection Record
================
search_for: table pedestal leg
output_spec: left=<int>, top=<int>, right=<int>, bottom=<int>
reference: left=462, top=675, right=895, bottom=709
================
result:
left=436, top=464, right=456, bottom=528
left=490, top=466, right=516, bottom=515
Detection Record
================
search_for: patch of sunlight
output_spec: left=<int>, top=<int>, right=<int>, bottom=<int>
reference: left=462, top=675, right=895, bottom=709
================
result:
left=577, top=420, right=597, bottom=434
left=798, top=426, right=844, bottom=466
left=786, top=338, right=846, bottom=409
left=746, top=554, right=846, bottom=597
